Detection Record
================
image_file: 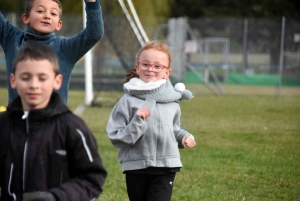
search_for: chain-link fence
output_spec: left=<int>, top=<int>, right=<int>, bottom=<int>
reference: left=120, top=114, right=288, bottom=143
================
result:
left=0, top=12, right=299, bottom=93
left=187, top=18, right=300, bottom=73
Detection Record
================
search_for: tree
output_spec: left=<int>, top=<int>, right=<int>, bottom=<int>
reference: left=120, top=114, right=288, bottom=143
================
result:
left=168, top=0, right=300, bottom=18
left=0, top=0, right=24, bottom=12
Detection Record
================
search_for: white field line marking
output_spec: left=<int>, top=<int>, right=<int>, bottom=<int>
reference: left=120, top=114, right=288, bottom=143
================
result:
left=96, top=97, right=115, bottom=101
left=73, top=104, right=86, bottom=116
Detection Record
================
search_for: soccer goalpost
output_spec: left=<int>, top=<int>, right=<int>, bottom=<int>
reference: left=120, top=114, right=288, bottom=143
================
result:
left=118, top=2, right=226, bottom=95
left=83, top=0, right=149, bottom=106
left=83, top=0, right=227, bottom=105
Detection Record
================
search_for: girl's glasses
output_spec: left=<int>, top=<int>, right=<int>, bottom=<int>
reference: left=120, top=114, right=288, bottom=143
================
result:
left=137, top=62, right=168, bottom=73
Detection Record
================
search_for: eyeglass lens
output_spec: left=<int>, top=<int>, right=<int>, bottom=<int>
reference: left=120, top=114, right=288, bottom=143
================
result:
left=139, top=62, right=164, bottom=72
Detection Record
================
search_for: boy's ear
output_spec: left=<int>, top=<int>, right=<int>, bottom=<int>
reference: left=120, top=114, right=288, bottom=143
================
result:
left=22, top=14, right=30, bottom=25
left=10, top=74, right=17, bottom=89
left=55, top=21, right=63, bottom=31
left=53, top=74, right=62, bottom=90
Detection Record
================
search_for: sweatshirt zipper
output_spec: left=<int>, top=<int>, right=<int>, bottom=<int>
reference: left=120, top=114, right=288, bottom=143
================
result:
left=22, top=111, right=29, bottom=191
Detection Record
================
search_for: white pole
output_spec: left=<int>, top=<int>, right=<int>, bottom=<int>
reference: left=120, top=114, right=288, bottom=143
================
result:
left=243, top=19, right=248, bottom=70
left=83, top=1, right=94, bottom=105
left=11, top=13, right=17, bottom=26
left=278, top=16, right=285, bottom=97
left=118, top=0, right=145, bottom=46
left=126, top=0, right=149, bottom=43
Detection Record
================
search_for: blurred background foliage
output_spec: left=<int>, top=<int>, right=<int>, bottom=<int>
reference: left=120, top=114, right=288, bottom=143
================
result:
left=169, top=0, right=300, bottom=18
left=1, top=0, right=299, bottom=19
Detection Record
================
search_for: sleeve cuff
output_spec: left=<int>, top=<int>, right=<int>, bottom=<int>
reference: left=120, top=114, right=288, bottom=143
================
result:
left=183, top=131, right=195, bottom=140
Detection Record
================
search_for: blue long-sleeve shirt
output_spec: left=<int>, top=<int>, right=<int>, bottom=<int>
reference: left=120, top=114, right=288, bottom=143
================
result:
left=0, top=0, right=104, bottom=104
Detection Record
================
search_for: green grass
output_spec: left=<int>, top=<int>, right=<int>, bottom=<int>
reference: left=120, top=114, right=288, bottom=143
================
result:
left=0, top=87, right=300, bottom=200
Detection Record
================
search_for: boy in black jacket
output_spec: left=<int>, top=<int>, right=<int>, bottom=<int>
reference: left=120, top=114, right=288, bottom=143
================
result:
left=0, top=41, right=107, bottom=201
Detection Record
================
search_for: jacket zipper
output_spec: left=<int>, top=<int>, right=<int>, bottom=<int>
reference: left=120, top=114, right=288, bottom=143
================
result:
left=22, top=111, right=29, bottom=191
left=23, top=142, right=28, bottom=190
left=60, top=170, right=63, bottom=184
left=8, top=163, right=17, bottom=201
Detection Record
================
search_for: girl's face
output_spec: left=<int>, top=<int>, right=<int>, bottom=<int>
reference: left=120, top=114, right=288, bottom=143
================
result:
left=136, top=49, right=171, bottom=83
left=22, top=0, right=62, bottom=34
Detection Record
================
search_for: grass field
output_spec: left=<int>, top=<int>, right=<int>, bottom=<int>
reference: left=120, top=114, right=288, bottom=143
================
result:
left=0, top=85, right=300, bottom=200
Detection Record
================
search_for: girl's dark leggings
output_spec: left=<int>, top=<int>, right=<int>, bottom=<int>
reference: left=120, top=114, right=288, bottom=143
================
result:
left=126, top=172, right=176, bottom=201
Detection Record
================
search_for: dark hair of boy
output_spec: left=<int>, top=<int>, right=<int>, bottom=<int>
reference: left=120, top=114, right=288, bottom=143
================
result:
left=12, top=41, right=59, bottom=75
left=25, top=0, right=63, bottom=19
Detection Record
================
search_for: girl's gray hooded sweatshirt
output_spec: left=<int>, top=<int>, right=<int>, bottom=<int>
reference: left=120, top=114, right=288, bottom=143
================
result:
left=106, top=78, right=193, bottom=172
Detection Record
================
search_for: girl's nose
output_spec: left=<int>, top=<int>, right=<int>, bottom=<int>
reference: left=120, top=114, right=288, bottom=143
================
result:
left=147, top=64, right=155, bottom=72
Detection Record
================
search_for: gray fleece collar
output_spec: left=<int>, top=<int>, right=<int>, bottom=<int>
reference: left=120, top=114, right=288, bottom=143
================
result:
left=123, top=78, right=193, bottom=103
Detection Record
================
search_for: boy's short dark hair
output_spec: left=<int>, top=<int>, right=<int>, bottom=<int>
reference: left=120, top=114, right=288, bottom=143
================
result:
left=12, top=41, right=59, bottom=75
left=25, top=0, right=63, bottom=19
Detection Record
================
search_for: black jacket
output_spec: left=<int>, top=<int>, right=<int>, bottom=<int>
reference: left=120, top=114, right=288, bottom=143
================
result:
left=0, top=92, right=107, bottom=201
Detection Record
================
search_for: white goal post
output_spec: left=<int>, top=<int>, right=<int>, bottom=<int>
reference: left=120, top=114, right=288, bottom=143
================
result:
left=83, top=1, right=94, bottom=106
left=84, top=0, right=150, bottom=105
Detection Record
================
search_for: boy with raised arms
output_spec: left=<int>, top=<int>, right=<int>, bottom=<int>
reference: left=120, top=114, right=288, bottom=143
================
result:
left=0, top=0, right=104, bottom=104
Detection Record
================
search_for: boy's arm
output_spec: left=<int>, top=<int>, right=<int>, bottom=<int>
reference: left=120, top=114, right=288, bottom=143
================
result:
left=49, top=117, right=107, bottom=201
left=60, top=0, right=104, bottom=63
left=0, top=12, right=23, bottom=49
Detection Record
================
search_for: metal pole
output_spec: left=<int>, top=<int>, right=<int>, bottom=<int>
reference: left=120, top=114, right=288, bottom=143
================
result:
left=118, top=0, right=145, bottom=46
left=186, top=62, right=221, bottom=96
left=278, top=16, right=285, bottom=97
left=12, top=13, right=17, bottom=26
left=243, top=19, right=248, bottom=70
left=126, top=0, right=149, bottom=43
left=83, top=1, right=94, bottom=106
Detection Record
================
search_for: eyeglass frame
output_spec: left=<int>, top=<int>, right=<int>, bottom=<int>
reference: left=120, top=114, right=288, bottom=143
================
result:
left=136, top=61, right=169, bottom=73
